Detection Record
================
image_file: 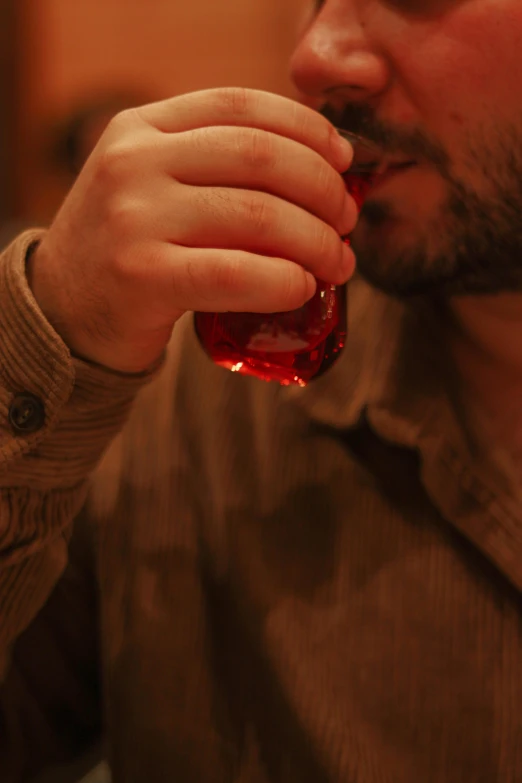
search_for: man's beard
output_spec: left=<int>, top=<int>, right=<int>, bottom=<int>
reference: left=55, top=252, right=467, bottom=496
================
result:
left=322, top=104, right=522, bottom=298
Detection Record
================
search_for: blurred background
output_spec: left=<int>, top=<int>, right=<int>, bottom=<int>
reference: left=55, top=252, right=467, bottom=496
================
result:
left=1, top=0, right=311, bottom=780
left=0, top=0, right=310, bottom=241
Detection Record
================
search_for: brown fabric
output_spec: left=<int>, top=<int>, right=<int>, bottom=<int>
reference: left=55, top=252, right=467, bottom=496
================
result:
left=0, top=231, right=521, bottom=782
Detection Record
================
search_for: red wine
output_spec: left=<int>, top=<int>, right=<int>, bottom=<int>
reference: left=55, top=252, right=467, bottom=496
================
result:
left=195, top=281, right=347, bottom=386
left=345, top=169, right=374, bottom=211
left=194, top=170, right=373, bottom=386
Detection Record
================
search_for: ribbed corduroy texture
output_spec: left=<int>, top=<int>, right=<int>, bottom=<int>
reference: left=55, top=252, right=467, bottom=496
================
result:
left=0, top=233, right=162, bottom=695
left=1, top=232, right=521, bottom=782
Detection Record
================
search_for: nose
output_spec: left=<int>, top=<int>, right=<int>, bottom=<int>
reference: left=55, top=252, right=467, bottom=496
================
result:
left=289, top=2, right=390, bottom=107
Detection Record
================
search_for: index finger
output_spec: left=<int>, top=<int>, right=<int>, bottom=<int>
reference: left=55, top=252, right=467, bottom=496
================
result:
left=134, top=87, right=353, bottom=172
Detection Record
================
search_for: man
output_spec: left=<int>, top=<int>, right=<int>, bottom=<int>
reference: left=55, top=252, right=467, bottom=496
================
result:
left=1, top=1, right=521, bottom=781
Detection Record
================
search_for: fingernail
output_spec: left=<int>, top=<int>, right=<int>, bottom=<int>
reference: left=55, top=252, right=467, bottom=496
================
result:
left=341, top=239, right=356, bottom=278
left=333, top=133, right=354, bottom=171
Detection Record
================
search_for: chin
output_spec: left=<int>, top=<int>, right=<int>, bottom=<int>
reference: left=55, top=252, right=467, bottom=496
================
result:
left=350, top=215, right=448, bottom=299
left=351, top=205, right=408, bottom=259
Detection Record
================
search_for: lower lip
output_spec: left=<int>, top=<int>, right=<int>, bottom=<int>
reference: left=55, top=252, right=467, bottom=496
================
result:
left=342, top=164, right=416, bottom=208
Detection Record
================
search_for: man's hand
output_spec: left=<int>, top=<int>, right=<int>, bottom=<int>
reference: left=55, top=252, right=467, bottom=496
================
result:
left=28, top=88, right=357, bottom=373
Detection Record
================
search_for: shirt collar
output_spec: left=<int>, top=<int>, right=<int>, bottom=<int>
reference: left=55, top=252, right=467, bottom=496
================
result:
left=285, top=279, right=522, bottom=592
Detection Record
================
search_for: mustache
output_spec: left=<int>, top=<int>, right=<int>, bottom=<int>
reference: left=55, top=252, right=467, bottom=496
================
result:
left=320, top=103, right=450, bottom=169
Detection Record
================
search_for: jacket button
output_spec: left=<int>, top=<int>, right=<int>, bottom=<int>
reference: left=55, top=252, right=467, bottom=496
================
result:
left=8, top=393, right=46, bottom=434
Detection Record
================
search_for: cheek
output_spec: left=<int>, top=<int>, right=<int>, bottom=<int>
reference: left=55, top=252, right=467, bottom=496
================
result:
left=395, top=5, right=522, bottom=135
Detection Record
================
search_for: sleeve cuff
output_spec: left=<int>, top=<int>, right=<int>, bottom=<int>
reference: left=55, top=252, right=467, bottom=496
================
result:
left=0, top=229, right=165, bottom=482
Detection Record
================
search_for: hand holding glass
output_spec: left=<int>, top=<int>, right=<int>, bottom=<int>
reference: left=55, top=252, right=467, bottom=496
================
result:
left=195, top=131, right=381, bottom=386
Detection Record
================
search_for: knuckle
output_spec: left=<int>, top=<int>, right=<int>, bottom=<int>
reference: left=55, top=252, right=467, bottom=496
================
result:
left=288, top=98, right=305, bottom=132
left=242, top=194, right=274, bottom=234
left=237, top=128, right=277, bottom=171
left=214, top=86, right=251, bottom=119
left=106, top=195, right=142, bottom=236
left=184, top=257, right=208, bottom=299
left=316, top=163, right=347, bottom=225
left=311, top=222, right=346, bottom=283
left=291, top=103, right=318, bottom=145
left=212, top=256, right=245, bottom=296
left=185, top=253, right=243, bottom=302
left=95, top=126, right=150, bottom=185
left=129, top=241, right=163, bottom=283
left=112, top=240, right=165, bottom=293
left=96, top=140, right=137, bottom=184
left=315, top=221, right=339, bottom=261
left=105, top=107, right=138, bottom=135
left=280, top=265, right=311, bottom=309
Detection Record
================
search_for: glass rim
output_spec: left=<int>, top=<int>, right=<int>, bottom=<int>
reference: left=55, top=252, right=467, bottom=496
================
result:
left=335, top=127, right=385, bottom=174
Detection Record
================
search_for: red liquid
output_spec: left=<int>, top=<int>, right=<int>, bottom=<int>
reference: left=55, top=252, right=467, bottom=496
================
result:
left=194, top=171, right=372, bottom=386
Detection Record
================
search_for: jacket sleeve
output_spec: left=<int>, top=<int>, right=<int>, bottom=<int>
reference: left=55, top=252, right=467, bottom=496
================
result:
left=0, top=230, right=163, bottom=780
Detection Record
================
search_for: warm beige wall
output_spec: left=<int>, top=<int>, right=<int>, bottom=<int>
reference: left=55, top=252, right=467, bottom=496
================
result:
left=30, top=0, right=309, bottom=110
left=16, top=0, right=311, bottom=219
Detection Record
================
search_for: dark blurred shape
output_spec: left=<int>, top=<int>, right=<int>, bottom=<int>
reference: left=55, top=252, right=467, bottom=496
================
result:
left=49, top=90, right=149, bottom=177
